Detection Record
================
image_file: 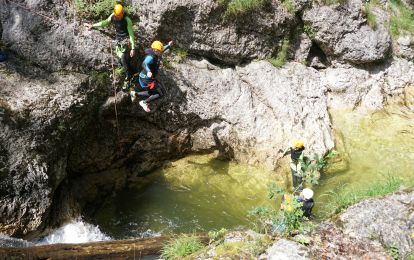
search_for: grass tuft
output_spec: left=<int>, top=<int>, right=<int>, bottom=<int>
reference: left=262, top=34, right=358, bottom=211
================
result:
left=364, top=3, right=378, bottom=30
left=74, top=0, right=139, bottom=20
left=282, top=0, right=295, bottom=14
left=268, top=38, right=289, bottom=68
left=321, top=175, right=402, bottom=216
left=218, top=0, right=271, bottom=18
left=160, top=234, right=205, bottom=260
left=388, top=0, right=414, bottom=38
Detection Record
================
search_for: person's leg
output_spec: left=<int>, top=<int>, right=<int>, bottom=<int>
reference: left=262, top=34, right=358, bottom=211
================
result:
left=291, top=169, right=302, bottom=191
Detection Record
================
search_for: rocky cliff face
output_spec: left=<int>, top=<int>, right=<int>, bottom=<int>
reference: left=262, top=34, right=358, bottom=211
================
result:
left=1, top=0, right=413, bottom=237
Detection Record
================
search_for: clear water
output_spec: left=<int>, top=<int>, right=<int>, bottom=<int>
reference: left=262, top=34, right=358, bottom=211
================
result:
left=313, top=105, right=414, bottom=215
left=92, top=155, right=285, bottom=239
left=91, top=105, right=414, bottom=239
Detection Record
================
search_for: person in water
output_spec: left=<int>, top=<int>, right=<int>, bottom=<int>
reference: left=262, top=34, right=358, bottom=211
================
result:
left=281, top=188, right=314, bottom=218
left=279, top=139, right=306, bottom=191
left=130, top=40, right=173, bottom=112
left=85, top=4, right=136, bottom=88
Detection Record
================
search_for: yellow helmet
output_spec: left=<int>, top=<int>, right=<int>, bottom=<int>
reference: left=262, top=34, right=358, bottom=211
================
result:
left=114, top=4, right=124, bottom=18
left=293, top=139, right=304, bottom=149
left=151, top=41, right=164, bottom=52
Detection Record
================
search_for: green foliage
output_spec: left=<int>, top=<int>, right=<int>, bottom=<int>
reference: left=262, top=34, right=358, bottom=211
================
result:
left=321, top=175, right=402, bottom=216
left=269, top=38, right=290, bottom=68
left=303, top=24, right=315, bottom=39
left=275, top=194, right=305, bottom=234
left=317, top=0, right=348, bottom=5
left=208, top=228, right=228, bottom=243
left=173, top=48, right=188, bottom=63
left=92, top=71, right=110, bottom=88
left=218, top=0, right=271, bottom=18
left=387, top=244, right=400, bottom=260
left=74, top=0, right=139, bottom=20
left=282, top=0, right=295, bottom=14
left=388, top=0, right=414, bottom=37
left=75, top=0, right=113, bottom=20
left=247, top=206, right=275, bottom=234
left=160, top=234, right=205, bottom=260
left=293, top=149, right=338, bottom=186
left=364, top=3, right=378, bottom=30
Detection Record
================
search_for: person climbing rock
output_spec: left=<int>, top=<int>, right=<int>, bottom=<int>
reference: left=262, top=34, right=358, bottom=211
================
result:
left=130, top=40, right=173, bottom=113
left=85, top=3, right=136, bottom=88
left=278, top=139, right=306, bottom=191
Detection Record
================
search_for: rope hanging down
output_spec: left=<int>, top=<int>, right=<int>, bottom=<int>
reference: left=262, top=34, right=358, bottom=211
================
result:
left=108, top=38, right=121, bottom=152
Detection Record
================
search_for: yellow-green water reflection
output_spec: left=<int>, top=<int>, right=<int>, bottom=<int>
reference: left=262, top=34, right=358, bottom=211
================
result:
left=92, top=105, right=414, bottom=238
left=93, top=154, right=284, bottom=239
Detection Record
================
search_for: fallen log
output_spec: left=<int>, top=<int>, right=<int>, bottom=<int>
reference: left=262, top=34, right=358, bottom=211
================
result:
left=0, top=234, right=209, bottom=260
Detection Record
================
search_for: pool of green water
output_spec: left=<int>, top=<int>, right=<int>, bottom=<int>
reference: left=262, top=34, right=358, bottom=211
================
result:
left=91, top=105, right=414, bottom=239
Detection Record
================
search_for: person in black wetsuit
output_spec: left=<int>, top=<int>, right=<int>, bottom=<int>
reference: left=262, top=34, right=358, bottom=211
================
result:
left=296, top=188, right=314, bottom=218
left=278, top=139, right=306, bottom=190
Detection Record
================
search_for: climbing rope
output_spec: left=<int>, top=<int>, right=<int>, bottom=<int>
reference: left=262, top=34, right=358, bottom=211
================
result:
left=108, top=39, right=122, bottom=152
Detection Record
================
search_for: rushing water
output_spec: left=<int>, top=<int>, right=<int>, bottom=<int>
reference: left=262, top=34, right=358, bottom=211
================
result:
left=89, top=104, right=414, bottom=240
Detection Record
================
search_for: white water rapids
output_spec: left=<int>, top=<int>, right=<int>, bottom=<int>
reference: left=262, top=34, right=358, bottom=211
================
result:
left=0, top=220, right=110, bottom=247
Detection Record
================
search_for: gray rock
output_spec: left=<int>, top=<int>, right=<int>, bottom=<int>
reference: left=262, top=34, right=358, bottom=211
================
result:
left=291, top=33, right=312, bottom=63
left=325, top=58, right=414, bottom=109
left=339, top=190, right=414, bottom=258
left=395, top=36, right=414, bottom=60
left=302, top=0, right=391, bottom=64
left=308, top=222, right=390, bottom=259
left=265, top=239, right=310, bottom=260
left=0, top=0, right=112, bottom=72
left=0, top=58, right=108, bottom=237
left=135, top=0, right=296, bottom=65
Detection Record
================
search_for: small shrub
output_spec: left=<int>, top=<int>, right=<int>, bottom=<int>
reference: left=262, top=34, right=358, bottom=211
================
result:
left=364, top=3, right=378, bottom=30
left=318, top=0, right=348, bottom=5
left=387, top=244, right=400, bottom=260
left=74, top=0, right=139, bottom=20
left=91, top=71, right=110, bottom=88
left=208, top=228, right=228, bottom=243
left=160, top=234, right=205, bottom=260
left=282, top=0, right=295, bottom=14
left=173, top=48, right=188, bottom=63
left=222, top=0, right=271, bottom=18
left=388, top=0, right=414, bottom=37
left=269, top=38, right=289, bottom=68
left=247, top=206, right=275, bottom=234
left=303, top=24, right=315, bottom=39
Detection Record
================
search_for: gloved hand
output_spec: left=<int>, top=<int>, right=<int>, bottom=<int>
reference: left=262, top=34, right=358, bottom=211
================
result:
left=147, top=71, right=152, bottom=78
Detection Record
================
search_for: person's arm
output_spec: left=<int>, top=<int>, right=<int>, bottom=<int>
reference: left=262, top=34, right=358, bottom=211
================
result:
left=279, top=146, right=291, bottom=157
left=92, top=14, right=113, bottom=28
left=142, top=56, right=154, bottom=76
left=125, top=16, right=135, bottom=50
